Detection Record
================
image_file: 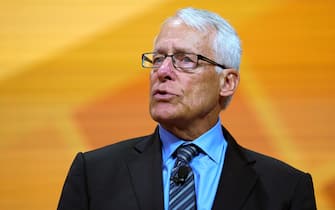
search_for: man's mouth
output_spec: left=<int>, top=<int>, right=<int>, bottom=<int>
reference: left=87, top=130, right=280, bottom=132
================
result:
left=152, top=90, right=177, bottom=101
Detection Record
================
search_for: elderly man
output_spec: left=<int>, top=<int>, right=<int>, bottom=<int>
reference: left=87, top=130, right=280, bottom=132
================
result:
left=58, top=7, right=316, bottom=210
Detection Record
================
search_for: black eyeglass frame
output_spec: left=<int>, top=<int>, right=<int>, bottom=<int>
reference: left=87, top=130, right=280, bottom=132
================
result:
left=141, top=52, right=228, bottom=70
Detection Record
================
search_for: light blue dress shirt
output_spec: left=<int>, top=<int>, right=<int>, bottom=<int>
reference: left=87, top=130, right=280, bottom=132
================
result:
left=159, top=118, right=228, bottom=210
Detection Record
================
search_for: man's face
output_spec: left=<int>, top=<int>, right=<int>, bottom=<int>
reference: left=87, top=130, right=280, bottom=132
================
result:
left=149, top=18, right=223, bottom=130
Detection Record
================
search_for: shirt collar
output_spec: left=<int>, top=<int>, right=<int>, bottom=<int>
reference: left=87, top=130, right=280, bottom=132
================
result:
left=159, top=118, right=226, bottom=164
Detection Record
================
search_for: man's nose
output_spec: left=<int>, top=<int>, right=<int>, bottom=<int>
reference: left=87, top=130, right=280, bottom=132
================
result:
left=156, top=57, right=176, bottom=81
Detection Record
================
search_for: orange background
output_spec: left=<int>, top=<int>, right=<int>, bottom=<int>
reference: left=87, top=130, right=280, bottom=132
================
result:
left=0, top=1, right=334, bottom=209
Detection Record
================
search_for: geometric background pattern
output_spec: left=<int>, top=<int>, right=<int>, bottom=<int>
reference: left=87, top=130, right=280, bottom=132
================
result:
left=0, top=0, right=334, bottom=209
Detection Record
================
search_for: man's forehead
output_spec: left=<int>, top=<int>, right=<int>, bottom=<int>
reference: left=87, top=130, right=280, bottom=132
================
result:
left=154, top=37, right=204, bottom=54
left=154, top=19, right=214, bottom=55
left=158, top=17, right=198, bottom=36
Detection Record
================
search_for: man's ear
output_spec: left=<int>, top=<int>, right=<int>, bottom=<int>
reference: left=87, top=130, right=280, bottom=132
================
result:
left=219, top=69, right=240, bottom=97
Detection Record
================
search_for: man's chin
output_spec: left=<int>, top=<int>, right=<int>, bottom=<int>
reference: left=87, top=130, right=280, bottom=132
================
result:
left=151, top=114, right=174, bottom=124
left=150, top=110, right=178, bottom=125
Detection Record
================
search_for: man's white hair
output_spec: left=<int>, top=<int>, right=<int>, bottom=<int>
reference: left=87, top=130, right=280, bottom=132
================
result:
left=175, top=7, right=241, bottom=72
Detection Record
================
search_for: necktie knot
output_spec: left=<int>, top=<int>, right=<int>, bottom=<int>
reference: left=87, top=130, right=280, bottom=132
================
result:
left=175, top=144, right=199, bottom=165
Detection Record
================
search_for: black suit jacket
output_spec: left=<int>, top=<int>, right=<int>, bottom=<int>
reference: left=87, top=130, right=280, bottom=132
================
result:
left=58, top=126, right=316, bottom=210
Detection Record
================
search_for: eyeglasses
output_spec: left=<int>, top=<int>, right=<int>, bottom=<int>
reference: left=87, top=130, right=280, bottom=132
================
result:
left=141, top=52, right=228, bottom=72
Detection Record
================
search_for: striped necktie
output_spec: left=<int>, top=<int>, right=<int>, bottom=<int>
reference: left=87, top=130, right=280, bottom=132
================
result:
left=169, top=144, right=199, bottom=210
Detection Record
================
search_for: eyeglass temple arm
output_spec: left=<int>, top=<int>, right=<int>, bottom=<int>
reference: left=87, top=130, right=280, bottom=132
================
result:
left=198, top=55, right=228, bottom=69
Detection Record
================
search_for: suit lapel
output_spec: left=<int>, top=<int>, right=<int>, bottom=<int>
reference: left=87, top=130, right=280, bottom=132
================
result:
left=212, top=126, right=259, bottom=210
left=126, top=128, right=164, bottom=210
left=125, top=126, right=259, bottom=210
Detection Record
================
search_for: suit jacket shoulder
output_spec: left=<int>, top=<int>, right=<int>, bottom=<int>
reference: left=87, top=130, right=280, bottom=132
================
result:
left=244, top=147, right=317, bottom=209
left=214, top=125, right=317, bottom=210
left=84, top=134, right=153, bottom=164
left=58, top=130, right=164, bottom=210
left=243, top=147, right=306, bottom=178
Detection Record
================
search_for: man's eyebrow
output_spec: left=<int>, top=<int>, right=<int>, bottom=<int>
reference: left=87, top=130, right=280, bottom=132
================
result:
left=153, top=49, right=166, bottom=54
left=174, top=48, right=194, bottom=54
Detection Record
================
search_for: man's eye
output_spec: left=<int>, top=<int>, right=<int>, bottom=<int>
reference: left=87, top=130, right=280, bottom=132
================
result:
left=152, top=56, right=165, bottom=65
left=176, top=55, right=196, bottom=64
left=181, top=56, right=194, bottom=63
